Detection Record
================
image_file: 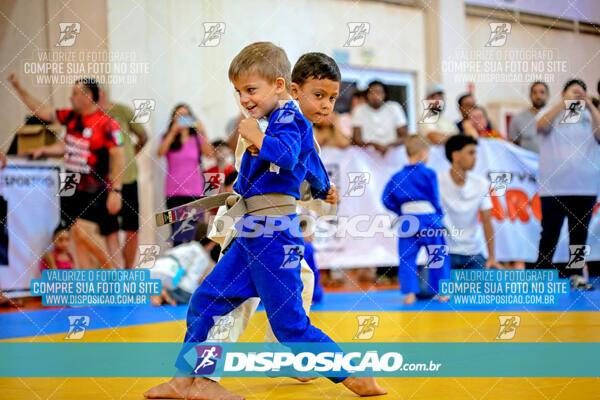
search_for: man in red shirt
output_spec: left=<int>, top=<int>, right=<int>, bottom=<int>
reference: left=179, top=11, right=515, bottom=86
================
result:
left=9, top=74, right=125, bottom=268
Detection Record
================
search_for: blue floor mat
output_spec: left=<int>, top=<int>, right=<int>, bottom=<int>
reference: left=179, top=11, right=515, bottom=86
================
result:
left=2, top=278, right=599, bottom=340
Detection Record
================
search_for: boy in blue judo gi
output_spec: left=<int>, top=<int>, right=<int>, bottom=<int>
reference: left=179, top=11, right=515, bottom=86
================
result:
left=382, top=135, right=450, bottom=305
left=144, top=42, right=385, bottom=400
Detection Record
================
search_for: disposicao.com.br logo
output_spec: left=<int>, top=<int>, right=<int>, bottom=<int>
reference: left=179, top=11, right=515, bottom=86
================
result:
left=185, top=344, right=442, bottom=377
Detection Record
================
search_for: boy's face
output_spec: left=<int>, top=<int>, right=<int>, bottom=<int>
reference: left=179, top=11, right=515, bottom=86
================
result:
left=233, top=72, right=286, bottom=119
left=291, top=78, right=340, bottom=124
left=453, top=144, right=477, bottom=171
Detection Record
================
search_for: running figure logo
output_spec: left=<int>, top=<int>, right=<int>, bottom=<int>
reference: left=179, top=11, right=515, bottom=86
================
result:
left=131, top=99, right=156, bottom=124
left=57, top=173, right=81, bottom=197
left=344, top=23, right=370, bottom=47
left=425, top=245, right=448, bottom=269
left=419, top=100, right=444, bottom=124
left=345, top=172, right=370, bottom=197
left=281, top=245, right=304, bottom=269
left=566, top=245, right=590, bottom=269
left=136, top=245, right=160, bottom=268
left=56, top=23, right=80, bottom=47
left=169, top=208, right=200, bottom=242
left=203, top=173, right=225, bottom=195
left=193, top=345, right=223, bottom=375
left=561, top=100, right=585, bottom=124
left=496, top=315, right=520, bottom=340
left=485, top=23, right=511, bottom=47
left=487, top=172, right=512, bottom=196
left=199, top=23, right=225, bottom=47
left=207, top=315, right=235, bottom=340
left=65, top=315, right=90, bottom=340
left=353, top=315, right=379, bottom=340
left=273, top=109, right=295, bottom=124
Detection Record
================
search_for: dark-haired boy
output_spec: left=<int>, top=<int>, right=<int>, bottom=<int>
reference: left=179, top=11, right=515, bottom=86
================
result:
left=439, top=135, right=500, bottom=270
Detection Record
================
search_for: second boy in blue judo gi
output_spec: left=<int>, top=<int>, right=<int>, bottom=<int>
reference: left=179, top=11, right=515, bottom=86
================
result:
left=382, top=135, right=450, bottom=305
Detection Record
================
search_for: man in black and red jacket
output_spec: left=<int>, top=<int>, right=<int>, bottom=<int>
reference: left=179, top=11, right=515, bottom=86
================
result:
left=9, top=74, right=125, bottom=268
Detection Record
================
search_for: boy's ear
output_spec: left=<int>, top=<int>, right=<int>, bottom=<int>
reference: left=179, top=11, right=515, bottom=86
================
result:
left=274, top=77, right=286, bottom=93
left=290, top=82, right=300, bottom=99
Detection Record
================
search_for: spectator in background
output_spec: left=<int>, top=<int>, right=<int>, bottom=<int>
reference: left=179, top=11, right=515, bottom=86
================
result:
left=464, top=106, right=503, bottom=139
left=223, top=171, right=238, bottom=193
left=98, top=86, right=148, bottom=269
left=338, top=89, right=365, bottom=138
left=204, top=140, right=235, bottom=178
left=352, top=80, right=408, bottom=154
left=456, top=92, right=492, bottom=134
left=534, top=78, right=600, bottom=289
left=439, top=135, right=500, bottom=270
left=40, top=225, right=74, bottom=271
left=456, top=93, right=475, bottom=133
left=157, top=104, right=215, bottom=246
left=9, top=74, right=125, bottom=268
left=313, top=112, right=350, bottom=148
left=509, top=81, right=548, bottom=153
left=418, top=83, right=458, bottom=144
left=150, top=223, right=215, bottom=306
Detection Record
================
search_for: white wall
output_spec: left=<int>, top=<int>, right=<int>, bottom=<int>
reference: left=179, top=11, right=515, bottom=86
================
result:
left=463, top=16, right=600, bottom=123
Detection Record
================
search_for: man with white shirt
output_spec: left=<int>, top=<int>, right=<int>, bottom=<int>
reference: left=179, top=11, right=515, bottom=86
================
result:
left=352, top=80, right=408, bottom=154
left=439, top=135, right=500, bottom=269
left=533, top=78, right=600, bottom=288
left=508, top=81, right=548, bottom=153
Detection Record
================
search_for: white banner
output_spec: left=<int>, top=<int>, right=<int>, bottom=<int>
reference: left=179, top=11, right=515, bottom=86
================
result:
left=314, top=139, right=600, bottom=269
left=0, top=160, right=61, bottom=292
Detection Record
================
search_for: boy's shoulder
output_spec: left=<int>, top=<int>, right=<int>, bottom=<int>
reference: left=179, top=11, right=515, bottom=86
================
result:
left=421, top=164, right=438, bottom=177
left=267, top=100, right=310, bottom=132
left=395, top=162, right=436, bottom=175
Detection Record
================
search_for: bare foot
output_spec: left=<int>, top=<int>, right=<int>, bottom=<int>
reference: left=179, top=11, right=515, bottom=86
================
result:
left=403, top=293, right=416, bottom=305
left=343, top=377, right=387, bottom=396
left=185, top=377, right=245, bottom=400
left=144, top=377, right=193, bottom=399
left=436, top=295, right=450, bottom=303
left=291, top=377, right=318, bottom=382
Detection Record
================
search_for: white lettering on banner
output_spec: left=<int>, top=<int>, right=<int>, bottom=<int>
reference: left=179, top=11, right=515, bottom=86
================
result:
left=0, top=165, right=60, bottom=291
left=2, top=175, right=54, bottom=187
left=314, top=140, right=600, bottom=269
left=65, top=135, right=91, bottom=174
left=223, top=351, right=404, bottom=373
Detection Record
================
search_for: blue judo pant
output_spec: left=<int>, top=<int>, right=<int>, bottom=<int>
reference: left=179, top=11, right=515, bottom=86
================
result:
left=398, top=232, right=450, bottom=295
left=175, top=214, right=347, bottom=382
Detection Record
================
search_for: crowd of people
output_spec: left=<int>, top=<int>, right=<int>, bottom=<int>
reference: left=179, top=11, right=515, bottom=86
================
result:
left=4, top=70, right=600, bottom=307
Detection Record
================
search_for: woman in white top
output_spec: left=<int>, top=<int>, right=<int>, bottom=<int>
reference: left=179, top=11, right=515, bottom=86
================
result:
left=534, top=78, right=600, bottom=288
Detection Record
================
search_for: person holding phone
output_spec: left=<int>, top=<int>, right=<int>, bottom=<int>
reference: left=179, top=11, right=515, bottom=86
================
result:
left=158, top=104, right=215, bottom=245
left=533, top=79, right=600, bottom=289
